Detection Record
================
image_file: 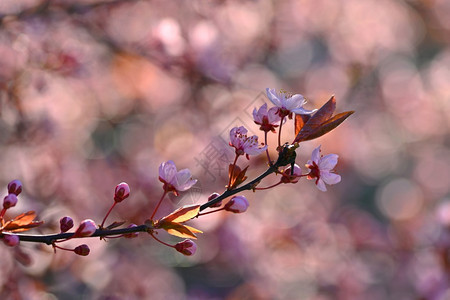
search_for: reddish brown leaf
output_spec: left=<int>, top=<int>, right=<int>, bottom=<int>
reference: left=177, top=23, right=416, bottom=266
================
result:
left=106, top=221, right=126, bottom=230
left=228, top=164, right=248, bottom=190
left=5, top=221, right=44, bottom=232
left=158, top=221, right=202, bottom=239
left=300, top=111, right=354, bottom=142
left=2, top=211, right=44, bottom=232
left=294, top=96, right=353, bottom=143
left=294, top=114, right=311, bottom=136
left=160, top=204, right=200, bottom=223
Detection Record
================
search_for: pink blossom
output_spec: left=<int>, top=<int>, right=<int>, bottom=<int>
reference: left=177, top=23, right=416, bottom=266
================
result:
left=159, top=160, right=197, bottom=195
left=175, top=239, right=197, bottom=256
left=3, top=234, right=19, bottom=247
left=266, top=88, right=316, bottom=117
left=306, top=145, right=341, bottom=192
left=114, top=182, right=130, bottom=203
left=75, top=219, right=97, bottom=237
left=252, top=103, right=282, bottom=132
left=229, top=126, right=267, bottom=159
left=3, top=194, right=18, bottom=209
left=224, top=195, right=249, bottom=213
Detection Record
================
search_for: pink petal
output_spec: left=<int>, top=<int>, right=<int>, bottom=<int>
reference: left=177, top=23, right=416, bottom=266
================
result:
left=284, top=94, right=305, bottom=111
left=159, top=161, right=177, bottom=182
left=174, top=169, right=197, bottom=191
left=321, top=171, right=341, bottom=185
left=316, top=179, right=327, bottom=192
left=311, top=146, right=321, bottom=163
left=266, top=88, right=282, bottom=107
left=318, top=154, right=339, bottom=171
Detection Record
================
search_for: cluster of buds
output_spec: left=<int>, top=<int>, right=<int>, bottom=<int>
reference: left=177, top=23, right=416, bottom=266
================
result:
left=1, top=180, right=23, bottom=247
left=0, top=88, right=353, bottom=259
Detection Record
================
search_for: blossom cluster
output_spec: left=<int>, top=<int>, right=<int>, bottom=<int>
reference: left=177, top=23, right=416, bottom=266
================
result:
left=0, top=88, right=351, bottom=259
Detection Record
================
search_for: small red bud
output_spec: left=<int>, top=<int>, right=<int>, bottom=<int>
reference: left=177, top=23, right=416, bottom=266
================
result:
left=114, top=182, right=130, bottom=203
left=207, top=192, right=222, bottom=208
left=74, top=244, right=90, bottom=256
left=7, top=180, right=23, bottom=196
left=3, top=234, right=20, bottom=247
left=3, top=194, right=18, bottom=209
left=60, top=216, right=74, bottom=233
left=175, top=239, right=197, bottom=256
left=74, top=219, right=97, bottom=237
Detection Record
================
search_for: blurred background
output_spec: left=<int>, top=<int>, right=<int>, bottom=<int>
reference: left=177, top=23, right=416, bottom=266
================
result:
left=0, top=0, right=449, bottom=299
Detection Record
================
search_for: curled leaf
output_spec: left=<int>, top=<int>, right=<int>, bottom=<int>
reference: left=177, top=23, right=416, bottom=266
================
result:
left=1, top=211, right=44, bottom=232
left=228, top=164, right=248, bottom=190
left=293, top=96, right=354, bottom=143
left=160, top=205, right=200, bottom=223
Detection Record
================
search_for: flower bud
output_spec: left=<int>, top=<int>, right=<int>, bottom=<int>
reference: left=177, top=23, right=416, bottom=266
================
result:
left=123, top=223, right=139, bottom=238
left=281, top=164, right=302, bottom=184
left=74, top=244, right=90, bottom=256
left=74, top=219, right=97, bottom=237
left=60, top=216, right=74, bottom=233
left=7, top=180, right=23, bottom=196
left=207, top=192, right=222, bottom=208
left=3, top=234, right=20, bottom=247
left=175, top=239, right=197, bottom=256
left=114, top=182, right=130, bottom=203
left=224, top=195, right=249, bottom=213
left=3, top=194, right=18, bottom=209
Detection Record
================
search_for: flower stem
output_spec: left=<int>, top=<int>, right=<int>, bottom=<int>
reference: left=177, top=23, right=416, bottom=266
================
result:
left=264, top=131, right=272, bottom=166
left=277, top=116, right=285, bottom=148
left=254, top=181, right=283, bottom=190
left=100, top=202, right=117, bottom=229
left=150, top=191, right=167, bottom=220
left=149, top=231, right=174, bottom=248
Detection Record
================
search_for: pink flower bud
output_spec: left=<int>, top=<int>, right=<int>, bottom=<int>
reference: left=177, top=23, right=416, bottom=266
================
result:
left=75, top=219, right=97, bottom=237
left=175, top=239, right=197, bottom=256
left=3, top=194, right=18, bottom=209
left=74, top=244, right=90, bottom=256
left=7, top=180, right=23, bottom=196
left=207, top=192, right=222, bottom=208
left=123, top=224, right=139, bottom=238
left=224, top=195, right=249, bottom=213
left=114, top=182, right=130, bottom=203
left=60, top=216, right=74, bottom=233
left=3, top=234, right=20, bottom=247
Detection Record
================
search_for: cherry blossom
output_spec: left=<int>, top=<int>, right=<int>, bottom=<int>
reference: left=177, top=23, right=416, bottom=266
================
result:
left=229, top=126, right=267, bottom=159
left=253, top=103, right=282, bottom=132
left=266, top=88, right=316, bottom=117
left=306, top=145, right=341, bottom=192
left=159, top=160, right=197, bottom=195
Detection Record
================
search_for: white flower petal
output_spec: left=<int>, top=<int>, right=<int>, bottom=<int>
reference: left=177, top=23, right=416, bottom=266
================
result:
left=284, top=94, right=305, bottom=111
left=174, top=169, right=197, bottom=191
left=291, top=107, right=317, bottom=115
left=159, top=161, right=177, bottom=182
left=321, top=171, right=341, bottom=185
left=266, top=88, right=282, bottom=107
left=319, top=154, right=339, bottom=170
left=316, top=179, right=327, bottom=192
left=311, top=146, right=321, bottom=163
